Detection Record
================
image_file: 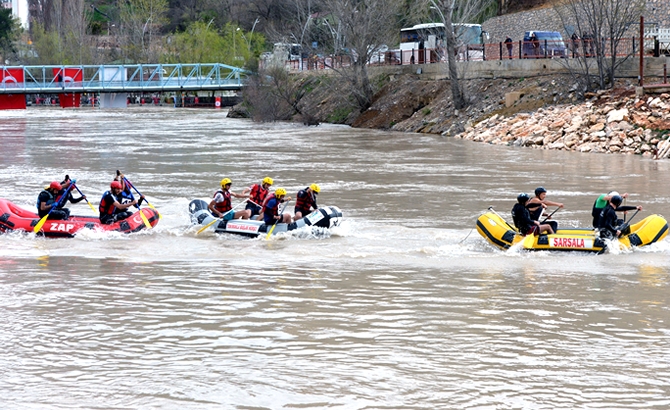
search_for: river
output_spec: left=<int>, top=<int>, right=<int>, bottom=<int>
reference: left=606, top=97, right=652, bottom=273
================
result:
left=1, top=107, right=669, bottom=409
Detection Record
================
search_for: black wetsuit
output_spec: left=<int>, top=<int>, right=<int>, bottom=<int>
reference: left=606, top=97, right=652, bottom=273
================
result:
left=36, top=190, right=69, bottom=220
left=597, top=205, right=632, bottom=238
left=512, top=203, right=535, bottom=235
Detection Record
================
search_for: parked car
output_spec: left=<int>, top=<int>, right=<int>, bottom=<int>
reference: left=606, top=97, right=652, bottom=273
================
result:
left=522, top=31, right=567, bottom=58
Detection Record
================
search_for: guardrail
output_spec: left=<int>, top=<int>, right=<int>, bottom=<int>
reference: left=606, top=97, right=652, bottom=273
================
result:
left=278, top=36, right=665, bottom=71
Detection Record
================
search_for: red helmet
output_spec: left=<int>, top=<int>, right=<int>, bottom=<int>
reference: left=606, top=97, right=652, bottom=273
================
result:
left=49, top=181, right=62, bottom=190
left=110, top=181, right=123, bottom=189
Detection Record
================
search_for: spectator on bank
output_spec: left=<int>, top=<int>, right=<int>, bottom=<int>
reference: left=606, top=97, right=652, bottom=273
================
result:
left=571, top=32, right=580, bottom=57
left=504, top=37, right=514, bottom=59
left=530, top=32, right=540, bottom=56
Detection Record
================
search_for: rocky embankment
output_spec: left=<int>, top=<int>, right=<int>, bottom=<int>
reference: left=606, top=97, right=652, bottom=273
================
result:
left=457, top=89, right=670, bottom=158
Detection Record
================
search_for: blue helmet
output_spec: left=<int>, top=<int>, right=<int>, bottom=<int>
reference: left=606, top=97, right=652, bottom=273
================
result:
left=611, top=195, right=623, bottom=207
left=517, top=193, right=530, bottom=203
left=535, top=187, right=547, bottom=197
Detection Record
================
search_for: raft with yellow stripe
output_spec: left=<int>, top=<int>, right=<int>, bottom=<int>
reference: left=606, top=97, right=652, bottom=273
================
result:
left=476, top=209, right=668, bottom=252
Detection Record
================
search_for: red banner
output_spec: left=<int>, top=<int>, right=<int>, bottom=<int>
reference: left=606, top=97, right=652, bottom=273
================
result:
left=0, top=68, right=26, bottom=110
left=53, top=68, right=83, bottom=108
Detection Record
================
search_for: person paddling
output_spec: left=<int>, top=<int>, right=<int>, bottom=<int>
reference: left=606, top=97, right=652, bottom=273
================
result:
left=57, top=175, right=87, bottom=209
left=208, top=178, right=251, bottom=220
left=591, top=191, right=639, bottom=227
left=294, top=183, right=320, bottom=220
left=99, top=181, right=138, bottom=224
left=262, top=188, right=292, bottom=225
left=37, top=181, right=70, bottom=220
left=115, top=172, right=145, bottom=207
left=526, top=186, right=563, bottom=232
left=512, top=193, right=554, bottom=235
left=242, top=176, right=273, bottom=219
left=596, top=195, right=642, bottom=238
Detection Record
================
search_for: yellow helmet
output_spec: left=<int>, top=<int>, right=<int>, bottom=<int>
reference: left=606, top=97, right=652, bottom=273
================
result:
left=275, top=188, right=287, bottom=197
left=220, top=178, right=232, bottom=186
left=262, top=177, right=274, bottom=185
left=310, top=183, right=321, bottom=194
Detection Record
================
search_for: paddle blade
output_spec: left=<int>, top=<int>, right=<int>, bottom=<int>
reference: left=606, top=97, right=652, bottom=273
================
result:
left=86, top=200, right=97, bottom=213
left=196, top=217, right=219, bottom=234
left=33, top=215, right=49, bottom=233
left=145, top=200, right=162, bottom=219
left=139, top=209, right=152, bottom=229
left=521, top=234, right=536, bottom=249
left=265, top=223, right=277, bottom=239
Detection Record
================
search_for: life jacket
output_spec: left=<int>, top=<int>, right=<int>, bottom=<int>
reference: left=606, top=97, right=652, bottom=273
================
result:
left=248, top=183, right=268, bottom=205
left=118, top=187, right=135, bottom=204
left=36, top=190, right=55, bottom=210
left=99, top=190, right=118, bottom=216
left=262, top=193, right=279, bottom=216
left=295, top=188, right=316, bottom=211
left=213, top=189, right=232, bottom=213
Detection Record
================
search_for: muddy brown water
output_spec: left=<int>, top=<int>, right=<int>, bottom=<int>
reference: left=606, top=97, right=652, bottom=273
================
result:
left=1, top=107, right=669, bottom=409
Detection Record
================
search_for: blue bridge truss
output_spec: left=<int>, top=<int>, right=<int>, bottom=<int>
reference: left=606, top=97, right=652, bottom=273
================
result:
left=0, top=63, right=248, bottom=94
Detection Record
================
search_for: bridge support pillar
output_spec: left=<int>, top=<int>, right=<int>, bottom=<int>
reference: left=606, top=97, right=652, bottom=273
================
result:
left=99, top=93, right=128, bottom=109
left=0, top=68, right=26, bottom=110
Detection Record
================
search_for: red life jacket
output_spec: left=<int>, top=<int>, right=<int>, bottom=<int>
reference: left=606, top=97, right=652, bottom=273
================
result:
left=249, top=183, right=268, bottom=205
left=262, top=193, right=278, bottom=216
left=99, top=191, right=117, bottom=215
left=295, top=188, right=316, bottom=211
left=213, top=189, right=232, bottom=213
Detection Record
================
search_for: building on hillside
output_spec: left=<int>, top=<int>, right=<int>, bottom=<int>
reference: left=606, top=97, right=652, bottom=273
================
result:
left=2, top=0, right=29, bottom=29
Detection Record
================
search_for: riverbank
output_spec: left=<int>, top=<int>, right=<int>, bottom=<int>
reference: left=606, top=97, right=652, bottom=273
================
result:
left=273, top=70, right=670, bottom=159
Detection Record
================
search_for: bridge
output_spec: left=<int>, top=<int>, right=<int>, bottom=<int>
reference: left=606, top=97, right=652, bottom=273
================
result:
left=0, top=63, right=248, bottom=95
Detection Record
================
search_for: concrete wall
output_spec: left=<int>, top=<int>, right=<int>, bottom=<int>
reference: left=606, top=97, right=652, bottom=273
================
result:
left=483, top=1, right=670, bottom=44
left=377, top=56, right=670, bottom=81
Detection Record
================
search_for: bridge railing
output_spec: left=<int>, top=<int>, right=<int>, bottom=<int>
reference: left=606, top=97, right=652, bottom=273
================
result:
left=0, top=63, right=248, bottom=93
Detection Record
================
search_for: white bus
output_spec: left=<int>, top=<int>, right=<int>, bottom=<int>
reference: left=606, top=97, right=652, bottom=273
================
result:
left=399, top=22, right=488, bottom=64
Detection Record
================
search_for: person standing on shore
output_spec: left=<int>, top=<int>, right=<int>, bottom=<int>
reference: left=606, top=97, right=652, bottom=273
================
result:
left=504, top=37, right=514, bottom=59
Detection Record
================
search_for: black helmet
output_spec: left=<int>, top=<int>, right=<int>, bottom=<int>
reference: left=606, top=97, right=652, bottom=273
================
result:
left=535, top=187, right=547, bottom=196
left=611, top=195, right=623, bottom=207
left=517, top=193, right=530, bottom=203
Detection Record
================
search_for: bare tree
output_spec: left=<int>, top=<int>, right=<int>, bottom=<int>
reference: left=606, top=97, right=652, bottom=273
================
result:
left=423, top=0, right=495, bottom=109
left=244, top=66, right=319, bottom=123
left=118, top=0, right=169, bottom=63
left=555, top=0, right=645, bottom=93
left=323, top=0, right=402, bottom=112
left=27, top=0, right=91, bottom=64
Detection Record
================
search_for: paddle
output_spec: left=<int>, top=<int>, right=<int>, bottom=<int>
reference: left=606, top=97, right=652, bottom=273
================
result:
left=118, top=171, right=162, bottom=219
left=541, top=207, right=560, bottom=224
left=196, top=200, right=249, bottom=234
left=623, top=196, right=627, bottom=222
left=71, top=181, right=97, bottom=214
left=616, top=209, right=640, bottom=236
left=265, top=200, right=291, bottom=239
left=34, top=183, right=74, bottom=233
left=116, top=172, right=153, bottom=229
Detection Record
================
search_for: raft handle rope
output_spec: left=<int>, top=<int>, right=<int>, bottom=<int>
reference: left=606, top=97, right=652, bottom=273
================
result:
left=460, top=206, right=496, bottom=244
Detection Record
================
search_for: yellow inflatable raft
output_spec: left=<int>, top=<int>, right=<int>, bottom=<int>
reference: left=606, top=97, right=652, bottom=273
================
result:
left=476, top=209, right=668, bottom=252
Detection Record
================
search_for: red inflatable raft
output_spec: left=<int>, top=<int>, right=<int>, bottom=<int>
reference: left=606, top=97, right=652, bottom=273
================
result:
left=0, top=198, right=159, bottom=238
